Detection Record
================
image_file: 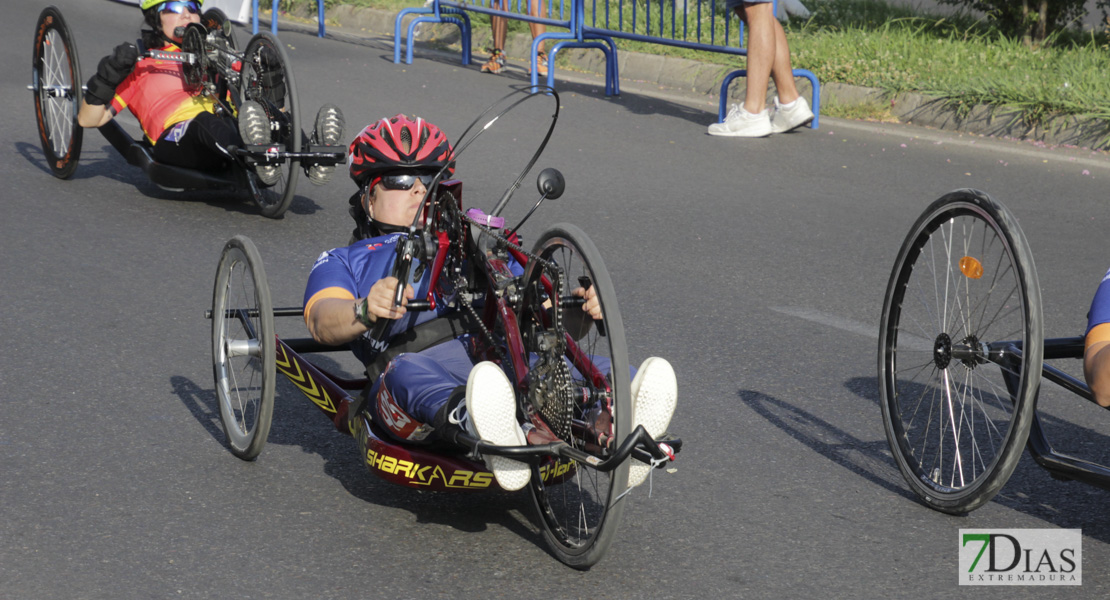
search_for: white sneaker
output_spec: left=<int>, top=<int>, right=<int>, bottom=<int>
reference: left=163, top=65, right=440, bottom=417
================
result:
left=238, top=100, right=280, bottom=186
left=708, top=104, right=773, bottom=138
left=465, top=362, right=530, bottom=491
left=306, top=103, right=345, bottom=186
left=627, top=357, right=677, bottom=488
left=770, top=96, right=814, bottom=133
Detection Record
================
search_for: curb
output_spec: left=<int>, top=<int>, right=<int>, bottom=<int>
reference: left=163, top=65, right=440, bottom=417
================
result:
left=275, top=4, right=1109, bottom=150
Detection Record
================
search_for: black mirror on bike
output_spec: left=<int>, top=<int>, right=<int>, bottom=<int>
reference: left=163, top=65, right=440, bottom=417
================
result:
left=509, top=168, right=565, bottom=236
left=537, top=168, right=564, bottom=200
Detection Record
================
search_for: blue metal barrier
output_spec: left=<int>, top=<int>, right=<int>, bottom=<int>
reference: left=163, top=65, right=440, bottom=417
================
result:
left=392, top=0, right=819, bottom=125
left=394, top=0, right=621, bottom=96
left=252, top=0, right=327, bottom=37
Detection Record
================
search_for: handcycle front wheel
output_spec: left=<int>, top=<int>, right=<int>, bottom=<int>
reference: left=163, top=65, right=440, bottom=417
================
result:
left=240, top=32, right=300, bottom=219
left=878, top=189, right=1043, bottom=514
left=32, top=5, right=83, bottom=180
left=212, top=235, right=276, bottom=460
left=179, top=23, right=209, bottom=91
left=519, top=223, right=631, bottom=569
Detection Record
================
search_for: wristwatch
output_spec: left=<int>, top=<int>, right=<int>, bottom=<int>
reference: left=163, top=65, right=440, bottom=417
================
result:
left=355, top=297, right=373, bottom=327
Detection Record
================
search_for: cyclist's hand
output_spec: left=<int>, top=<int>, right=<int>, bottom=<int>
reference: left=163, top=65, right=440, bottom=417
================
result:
left=85, top=43, right=138, bottom=106
left=365, top=277, right=415, bottom=322
left=109, top=42, right=140, bottom=73
left=572, top=286, right=603, bottom=320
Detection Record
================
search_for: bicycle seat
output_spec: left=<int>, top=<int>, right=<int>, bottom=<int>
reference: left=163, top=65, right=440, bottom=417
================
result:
left=99, top=119, right=239, bottom=192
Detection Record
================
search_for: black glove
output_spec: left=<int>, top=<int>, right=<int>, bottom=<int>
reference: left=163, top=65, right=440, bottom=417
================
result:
left=85, top=43, right=139, bottom=106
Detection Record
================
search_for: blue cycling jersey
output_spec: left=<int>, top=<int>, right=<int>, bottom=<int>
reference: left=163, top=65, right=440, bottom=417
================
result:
left=303, top=231, right=528, bottom=443
left=304, top=232, right=452, bottom=364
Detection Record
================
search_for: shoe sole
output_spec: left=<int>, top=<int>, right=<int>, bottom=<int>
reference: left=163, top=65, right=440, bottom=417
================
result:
left=239, top=101, right=282, bottom=186
left=771, top=114, right=815, bottom=134
left=239, top=101, right=271, bottom=146
left=256, top=167, right=281, bottom=187
left=307, top=104, right=345, bottom=185
left=313, top=104, right=345, bottom=146
left=466, top=361, right=530, bottom=491
left=627, top=357, right=677, bottom=488
left=707, top=125, right=773, bottom=138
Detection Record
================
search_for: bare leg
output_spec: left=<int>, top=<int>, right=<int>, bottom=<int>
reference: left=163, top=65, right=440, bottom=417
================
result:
left=1085, top=323, right=1110, bottom=407
left=492, top=0, right=507, bottom=50
left=768, top=17, right=799, bottom=104
left=739, top=3, right=799, bottom=113
left=529, top=0, right=547, bottom=54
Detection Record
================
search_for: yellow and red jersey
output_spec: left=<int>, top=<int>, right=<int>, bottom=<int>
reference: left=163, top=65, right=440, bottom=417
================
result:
left=109, top=42, right=216, bottom=144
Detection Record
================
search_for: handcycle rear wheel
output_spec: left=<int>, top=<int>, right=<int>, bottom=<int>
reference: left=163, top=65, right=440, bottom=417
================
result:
left=212, top=235, right=276, bottom=460
left=878, top=189, right=1042, bottom=514
left=240, top=33, right=300, bottom=219
left=32, top=6, right=83, bottom=180
left=519, top=223, right=631, bottom=569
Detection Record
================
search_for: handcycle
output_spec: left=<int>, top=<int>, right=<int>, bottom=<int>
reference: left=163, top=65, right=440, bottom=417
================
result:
left=206, top=89, right=682, bottom=568
left=879, top=189, right=1110, bottom=514
left=31, top=5, right=345, bottom=219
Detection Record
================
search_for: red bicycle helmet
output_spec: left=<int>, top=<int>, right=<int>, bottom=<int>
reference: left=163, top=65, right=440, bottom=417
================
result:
left=348, top=115, right=453, bottom=186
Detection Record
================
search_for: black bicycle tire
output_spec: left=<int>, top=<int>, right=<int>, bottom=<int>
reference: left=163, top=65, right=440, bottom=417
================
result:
left=520, top=223, right=631, bottom=569
left=241, top=32, right=299, bottom=219
left=180, top=23, right=208, bottom=90
left=212, top=235, right=276, bottom=460
left=878, top=189, right=1042, bottom=514
left=33, top=6, right=83, bottom=180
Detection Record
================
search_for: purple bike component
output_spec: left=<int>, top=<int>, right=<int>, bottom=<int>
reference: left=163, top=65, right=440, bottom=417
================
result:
left=466, top=208, right=505, bottom=229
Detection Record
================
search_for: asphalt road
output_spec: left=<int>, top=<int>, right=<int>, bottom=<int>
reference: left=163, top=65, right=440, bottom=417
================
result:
left=4, top=1, right=1110, bottom=597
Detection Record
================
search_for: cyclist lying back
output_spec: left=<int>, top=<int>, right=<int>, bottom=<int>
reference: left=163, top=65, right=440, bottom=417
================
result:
left=302, top=115, right=677, bottom=490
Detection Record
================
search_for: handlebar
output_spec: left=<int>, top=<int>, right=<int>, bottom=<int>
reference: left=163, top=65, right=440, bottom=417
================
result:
left=366, top=233, right=421, bottom=344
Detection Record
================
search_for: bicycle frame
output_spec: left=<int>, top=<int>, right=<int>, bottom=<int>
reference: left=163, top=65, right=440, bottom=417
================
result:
left=988, top=335, right=1110, bottom=490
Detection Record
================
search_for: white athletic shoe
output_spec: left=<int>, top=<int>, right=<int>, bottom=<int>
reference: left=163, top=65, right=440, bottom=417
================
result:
left=238, top=100, right=280, bottom=186
left=627, top=357, right=677, bottom=488
left=465, top=361, right=530, bottom=491
left=305, top=103, right=345, bottom=185
left=770, top=96, right=815, bottom=133
left=708, top=104, right=773, bottom=138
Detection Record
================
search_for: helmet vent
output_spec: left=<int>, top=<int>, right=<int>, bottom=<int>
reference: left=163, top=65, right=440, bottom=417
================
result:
left=399, top=127, right=412, bottom=153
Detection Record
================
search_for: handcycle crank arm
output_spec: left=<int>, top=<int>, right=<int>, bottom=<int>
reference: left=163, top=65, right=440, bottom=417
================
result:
left=205, top=306, right=306, bottom=319
left=271, top=150, right=346, bottom=160
left=234, top=146, right=345, bottom=168
left=144, top=50, right=197, bottom=64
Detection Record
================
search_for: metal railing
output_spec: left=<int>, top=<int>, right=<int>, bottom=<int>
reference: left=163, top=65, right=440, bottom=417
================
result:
left=251, top=0, right=327, bottom=37
left=252, top=0, right=818, bottom=126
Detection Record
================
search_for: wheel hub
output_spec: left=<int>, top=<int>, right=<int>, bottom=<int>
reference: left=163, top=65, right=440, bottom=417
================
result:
left=958, top=334, right=985, bottom=368
left=933, top=333, right=952, bottom=369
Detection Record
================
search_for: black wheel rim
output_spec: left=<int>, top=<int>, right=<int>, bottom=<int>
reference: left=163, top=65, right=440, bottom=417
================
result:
left=881, top=196, right=1040, bottom=506
left=521, top=225, right=629, bottom=567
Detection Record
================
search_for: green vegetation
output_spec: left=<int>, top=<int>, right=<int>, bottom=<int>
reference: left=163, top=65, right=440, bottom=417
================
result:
left=278, top=0, right=1110, bottom=126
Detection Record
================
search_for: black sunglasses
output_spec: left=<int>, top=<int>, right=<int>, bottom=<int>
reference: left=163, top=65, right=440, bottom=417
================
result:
left=378, top=172, right=437, bottom=191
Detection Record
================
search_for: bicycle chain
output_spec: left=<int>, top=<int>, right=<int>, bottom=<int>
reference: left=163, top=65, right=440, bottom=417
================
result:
left=446, top=201, right=576, bottom=434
